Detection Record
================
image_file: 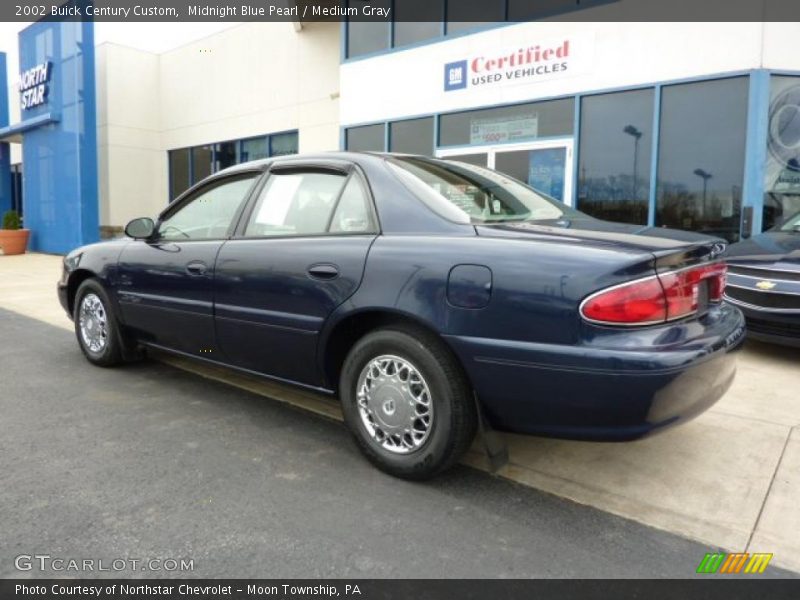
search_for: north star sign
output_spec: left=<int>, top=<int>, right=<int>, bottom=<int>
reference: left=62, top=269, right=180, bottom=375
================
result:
left=19, top=62, right=52, bottom=110
left=444, top=40, right=572, bottom=92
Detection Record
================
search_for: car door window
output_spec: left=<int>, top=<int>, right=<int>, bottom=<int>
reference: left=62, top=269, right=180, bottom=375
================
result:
left=244, top=171, right=345, bottom=237
left=158, top=174, right=258, bottom=241
left=244, top=171, right=376, bottom=237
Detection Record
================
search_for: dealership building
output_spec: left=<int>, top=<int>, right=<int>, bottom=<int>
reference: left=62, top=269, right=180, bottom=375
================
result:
left=1, top=7, right=800, bottom=253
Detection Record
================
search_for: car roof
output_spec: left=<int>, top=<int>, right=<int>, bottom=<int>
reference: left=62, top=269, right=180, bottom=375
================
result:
left=215, top=151, right=424, bottom=176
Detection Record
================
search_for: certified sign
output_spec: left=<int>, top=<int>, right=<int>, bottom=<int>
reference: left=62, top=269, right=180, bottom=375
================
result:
left=444, top=37, right=579, bottom=93
left=19, top=62, right=52, bottom=111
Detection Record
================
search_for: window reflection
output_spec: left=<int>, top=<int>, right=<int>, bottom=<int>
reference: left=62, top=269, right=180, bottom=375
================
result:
left=346, top=0, right=391, bottom=58
left=346, top=124, right=385, bottom=152
left=578, top=89, right=653, bottom=225
left=763, top=76, right=800, bottom=231
left=656, top=78, right=748, bottom=242
left=390, top=118, right=434, bottom=156
left=439, top=99, right=574, bottom=147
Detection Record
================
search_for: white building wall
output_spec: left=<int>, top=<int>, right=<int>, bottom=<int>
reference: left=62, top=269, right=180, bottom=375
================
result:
left=98, top=21, right=341, bottom=229
left=96, top=43, right=163, bottom=229
left=340, top=21, right=778, bottom=126
left=158, top=21, right=340, bottom=153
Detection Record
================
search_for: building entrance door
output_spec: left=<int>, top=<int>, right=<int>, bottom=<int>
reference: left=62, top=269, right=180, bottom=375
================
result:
left=436, top=139, right=574, bottom=206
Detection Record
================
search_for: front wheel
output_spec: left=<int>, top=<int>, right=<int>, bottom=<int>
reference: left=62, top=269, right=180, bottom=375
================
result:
left=73, top=278, right=124, bottom=367
left=339, top=327, right=477, bottom=479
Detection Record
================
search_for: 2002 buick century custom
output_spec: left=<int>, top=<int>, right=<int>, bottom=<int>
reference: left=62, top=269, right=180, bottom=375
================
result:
left=58, top=153, right=745, bottom=478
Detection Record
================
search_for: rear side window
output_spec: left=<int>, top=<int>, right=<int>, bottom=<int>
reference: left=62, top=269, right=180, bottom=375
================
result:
left=244, top=171, right=376, bottom=237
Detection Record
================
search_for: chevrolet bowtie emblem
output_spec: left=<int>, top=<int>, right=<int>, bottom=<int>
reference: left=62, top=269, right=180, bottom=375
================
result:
left=756, top=280, right=777, bottom=290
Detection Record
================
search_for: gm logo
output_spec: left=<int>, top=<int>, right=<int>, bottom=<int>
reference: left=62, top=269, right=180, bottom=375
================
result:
left=444, top=60, right=467, bottom=92
left=696, top=552, right=773, bottom=574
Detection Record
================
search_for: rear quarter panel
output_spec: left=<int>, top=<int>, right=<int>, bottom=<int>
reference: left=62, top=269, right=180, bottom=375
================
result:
left=336, top=234, right=658, bottom=346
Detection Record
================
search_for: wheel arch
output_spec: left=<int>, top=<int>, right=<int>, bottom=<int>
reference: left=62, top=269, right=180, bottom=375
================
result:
left=66, top=269, right=99, bottom=316
left=319, top=308, right=472, bottom=394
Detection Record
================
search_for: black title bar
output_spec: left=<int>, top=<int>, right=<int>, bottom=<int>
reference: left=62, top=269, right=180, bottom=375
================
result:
left=5, top=0, right=800, bottom=22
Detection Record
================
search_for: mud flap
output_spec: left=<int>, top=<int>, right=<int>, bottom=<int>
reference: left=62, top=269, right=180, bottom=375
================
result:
left=474, top=393, right=508, bottom=473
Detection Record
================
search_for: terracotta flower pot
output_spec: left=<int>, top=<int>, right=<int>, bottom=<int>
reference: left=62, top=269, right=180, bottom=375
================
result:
left=0, top=229, right=30, bottom=255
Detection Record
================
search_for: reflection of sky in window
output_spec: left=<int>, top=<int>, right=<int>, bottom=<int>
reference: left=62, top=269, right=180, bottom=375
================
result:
left=657, top=78, right=748, bottom=195
left=579, top=89, right=653, bottom=190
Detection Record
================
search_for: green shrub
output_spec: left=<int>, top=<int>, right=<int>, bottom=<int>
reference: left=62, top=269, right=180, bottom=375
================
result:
left=2, top=210, right=21, bottom=230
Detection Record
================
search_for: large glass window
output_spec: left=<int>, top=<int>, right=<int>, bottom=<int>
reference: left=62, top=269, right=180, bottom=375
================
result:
left=656, top=78, right=748, bottom=243
left=169, top=149, right=190, bottom=201
left=214, top=141, right=238, bottom=172
left=578, top=89, right=654, bottom=225
left=394, top=0, right=443, bottom=47
left=446, top=0, right=505, bottom=35
left=763, top=76, right=800, bottom=231
left=439, top=98, right=574, bottom=147
left=346, top=0, right=391, bottom=58
left=270, top=131, right=299, bottom=157
left=240, top=137, right=269, bottom=162
left=389, top=118, right=435, bottom=156
left=159, top=175, right=258, bottom=241
left=191, top=146, right=213, bottom=182
left=345, top=124, right=385, bottom=152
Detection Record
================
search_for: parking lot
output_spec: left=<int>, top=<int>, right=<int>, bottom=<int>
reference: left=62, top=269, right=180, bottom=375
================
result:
left=1, top=253, right=799, bottom=576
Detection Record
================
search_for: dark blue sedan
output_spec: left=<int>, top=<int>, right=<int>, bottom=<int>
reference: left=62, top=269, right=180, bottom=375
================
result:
left=58, top=153, right=745, bottom=479
left=725, top=211, right=800, bottom=347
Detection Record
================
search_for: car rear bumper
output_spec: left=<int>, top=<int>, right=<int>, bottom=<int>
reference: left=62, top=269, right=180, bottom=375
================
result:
left=445, top=304, right=746, bottom=441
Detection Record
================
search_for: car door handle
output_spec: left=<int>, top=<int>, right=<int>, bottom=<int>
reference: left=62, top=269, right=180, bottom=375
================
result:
left=307, top=264, right=339, bottom=280
left=186, top=261, right=208, bottom=276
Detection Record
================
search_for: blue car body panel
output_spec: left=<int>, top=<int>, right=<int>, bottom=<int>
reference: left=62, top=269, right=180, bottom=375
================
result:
left=58, top=152, right=746, bottom=440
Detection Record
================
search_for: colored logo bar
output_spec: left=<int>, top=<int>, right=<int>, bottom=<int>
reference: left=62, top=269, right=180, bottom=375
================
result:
left=696, top=552, right=773, bottom=574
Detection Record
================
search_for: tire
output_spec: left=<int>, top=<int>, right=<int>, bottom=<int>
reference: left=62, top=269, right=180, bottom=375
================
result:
left=339, top=326, right=477, bottom=480
left=73, top=278, right=124, bottom=367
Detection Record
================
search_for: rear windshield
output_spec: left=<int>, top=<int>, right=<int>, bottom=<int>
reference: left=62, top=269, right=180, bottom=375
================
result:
left=388, top=156, right=579, bottom=225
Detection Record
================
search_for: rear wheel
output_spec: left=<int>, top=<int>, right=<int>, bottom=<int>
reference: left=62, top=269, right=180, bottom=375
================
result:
left=340, top=327, right=477, bottom=479
left=73, top=278, right=124, bottom=367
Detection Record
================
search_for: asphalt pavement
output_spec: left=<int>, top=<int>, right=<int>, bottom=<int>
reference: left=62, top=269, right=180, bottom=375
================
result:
left=0, top=307, right=795, bottom=578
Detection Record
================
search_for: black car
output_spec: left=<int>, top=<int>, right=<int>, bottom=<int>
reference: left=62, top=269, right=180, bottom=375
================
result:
left=725, top=211, right=800, bottom=347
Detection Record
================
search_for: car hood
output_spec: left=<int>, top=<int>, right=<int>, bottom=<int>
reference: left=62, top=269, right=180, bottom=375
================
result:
left=475, top=216, right=726, bottom=259
left=725, top=231, right=800, bottom=270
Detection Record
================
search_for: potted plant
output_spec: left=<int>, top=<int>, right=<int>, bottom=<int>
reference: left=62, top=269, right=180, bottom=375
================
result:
left=0, top=210, right=30, bottom=256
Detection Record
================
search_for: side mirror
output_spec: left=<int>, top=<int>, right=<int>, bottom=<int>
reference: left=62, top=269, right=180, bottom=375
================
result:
left=125, top=217, right=155, bottom=240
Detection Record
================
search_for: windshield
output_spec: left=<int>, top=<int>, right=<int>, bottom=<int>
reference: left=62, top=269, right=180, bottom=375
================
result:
left=388, top=156, right=580, bottom=224
left=778, top=211, right=800, bottom=232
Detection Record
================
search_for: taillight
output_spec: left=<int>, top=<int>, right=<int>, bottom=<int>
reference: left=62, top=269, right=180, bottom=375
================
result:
left=580, top=262, right=727, bottom=326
